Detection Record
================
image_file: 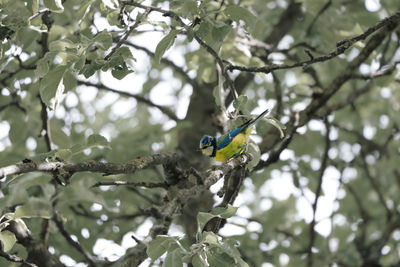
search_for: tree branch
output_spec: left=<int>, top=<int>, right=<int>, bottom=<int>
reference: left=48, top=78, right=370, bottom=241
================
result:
left=0, top=153, right=174, bottom=179
left=78, top=80, right=179, bottom=121
left=91, top=180, right=168, bottom=188
left=53, top=214, right=97, bottom=267
left=226, top=11, right=400, bottom=74
left=0, top=250, right=37, bottom=267
left=105, top=7, right=150, bottom=60
left=124, top=41, right=199, bottom=90
left=306, top=120, right=331, bottom=267
left=306, top=0, right=332, bottom=35
left=360, top=152, right=392, bottom=221
left=38, top=96, right=53, bottom=151
left=124, top=0, right=238, bottom=101
left=108, top=153, right=251, bottom=266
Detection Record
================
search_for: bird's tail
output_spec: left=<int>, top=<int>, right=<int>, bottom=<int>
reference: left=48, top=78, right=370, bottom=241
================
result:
left=250, top=108, right=269, bottom=125
left=240, top=108, right=269, bottom=129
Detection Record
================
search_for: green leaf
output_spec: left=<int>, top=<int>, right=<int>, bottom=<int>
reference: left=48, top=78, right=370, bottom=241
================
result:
left=208, top=249, right=236, bottom=267
left=111, top=63, right=133, bottom=80
left=210, top=24, right=231, bottom=50
left=221, top=239, right=249, bottom=267
left=0, top=230, right=16, bottom=252
left=181, top=1, right=198, bottom=19
left=49, top=39, right=76, bottom=52
left=43, top=0, right=64, bottom=13
left=114, top=46, right=133, bottom=58
left=55, top=149, right=72, bottom=160
left=63, top=70, right=77, bottom=92
left=196, top=20, right=211, bottom=40
left=197, top=212, right=215, bottom=232
left=197, top=205, right=238, bottom=233
left=246, top=141, right=260, bottom=170
left=107, top=10, right=120, bottom=27
left=147, top=235, right=176, bottom=261
left=155, top=30, right=179, bottom=63
left=163, top=249, right=183, bottom=267
left=39, top=65, right=68, bottom=109
left=87, top=134, right=109, bottom=148
left=265, top=117, right=285, bottom=139
left=9, top=118, right=28, bottom=145
left=211, top=204, right=238, bottom=219
left=233, top=95, right=248, bottom=112
left=213, top=84, right=222, bottom=107
left=70, top=134, right=110, bottom=155
left=80, top=62, right=101, bottom=78
left=28, top=0, right=39, bottom=14
left=76, top=0, right=94, bottom=23
left=192, top=253, right=208, bottom=267
left=224, top=5, right=256, bottom=30
left=203, top=232, right=219, bottom=245
left=74, top=56, right=86, bottom=71
left=50, top=119, right=70, bottom=148
left=35, top=59, right=49, bottom=78
left=14, top=198, right=52, bottom=219
left=93, top=32, right=113, bottom=50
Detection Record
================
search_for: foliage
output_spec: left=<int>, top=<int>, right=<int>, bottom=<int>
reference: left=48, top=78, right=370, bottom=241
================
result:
left=0, top=0, right=400, bottom=266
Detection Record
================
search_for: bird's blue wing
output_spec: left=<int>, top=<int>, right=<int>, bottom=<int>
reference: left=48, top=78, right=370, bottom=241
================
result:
left=216, top=127, right=242, bottom=150
left=215, top=109, right=269, bottom=151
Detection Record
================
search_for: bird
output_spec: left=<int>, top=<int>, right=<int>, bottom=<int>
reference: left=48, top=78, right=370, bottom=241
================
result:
left=199, top=108, right=269, bottom=162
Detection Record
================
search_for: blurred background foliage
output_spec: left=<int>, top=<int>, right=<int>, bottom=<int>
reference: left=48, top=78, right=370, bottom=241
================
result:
left=0, top=0, right=400, bottom=266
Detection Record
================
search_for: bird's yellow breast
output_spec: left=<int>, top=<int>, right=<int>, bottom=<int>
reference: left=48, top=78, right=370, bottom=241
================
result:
left=215, top=128, right=251, bottom=162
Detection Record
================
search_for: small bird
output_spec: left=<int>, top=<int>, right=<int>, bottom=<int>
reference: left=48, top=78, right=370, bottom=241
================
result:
left=199, top=108, right=269, bottom=162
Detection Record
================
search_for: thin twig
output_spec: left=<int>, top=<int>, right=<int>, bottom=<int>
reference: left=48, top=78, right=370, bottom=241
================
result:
left=28, top=8, right=50, bottom=21
left=124, top=1, right=238, bottom=100
left=306, top=119, right=330, bottom=267
left=360, top=152, right=392, bottom=221
left=53, top=214, right=97, bottom=267
left=78, top=80, right=179, bottom=121
left=227, top=11, right=400, bottom=74
left=105, top=8, right=151, bottom=60
left=125, top=41, right=199, bottom=90
left=306, top=0, right=332, bottom=35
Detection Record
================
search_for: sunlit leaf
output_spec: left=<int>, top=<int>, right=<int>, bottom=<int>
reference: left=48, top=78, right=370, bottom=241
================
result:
left=223, top=5, right=256, bottom=30
left=265, top=117, right=285, bottom=139
left=39, top=65, right=67, bottom=110
left=155, top=30, right=179, bottom=63
left=0, top=230, right=16, bottom=252
left=43, top=0, right=64, bottom=13
left=14, top=198, right=52, bottom=219
left=147, top=235, right=176, bottom=261
left=163, top=249, right=183, bottom=267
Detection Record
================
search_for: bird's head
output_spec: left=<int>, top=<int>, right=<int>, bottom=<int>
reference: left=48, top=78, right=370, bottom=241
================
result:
left=199, top=135, right=215, bottom=156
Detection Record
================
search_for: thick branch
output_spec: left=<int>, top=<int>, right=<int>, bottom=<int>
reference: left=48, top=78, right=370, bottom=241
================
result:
left=0, top=153, right=174, bottom=179
left=91, top=180, right=168, bottom=188
left=108, top=154, right=251, bottom=266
